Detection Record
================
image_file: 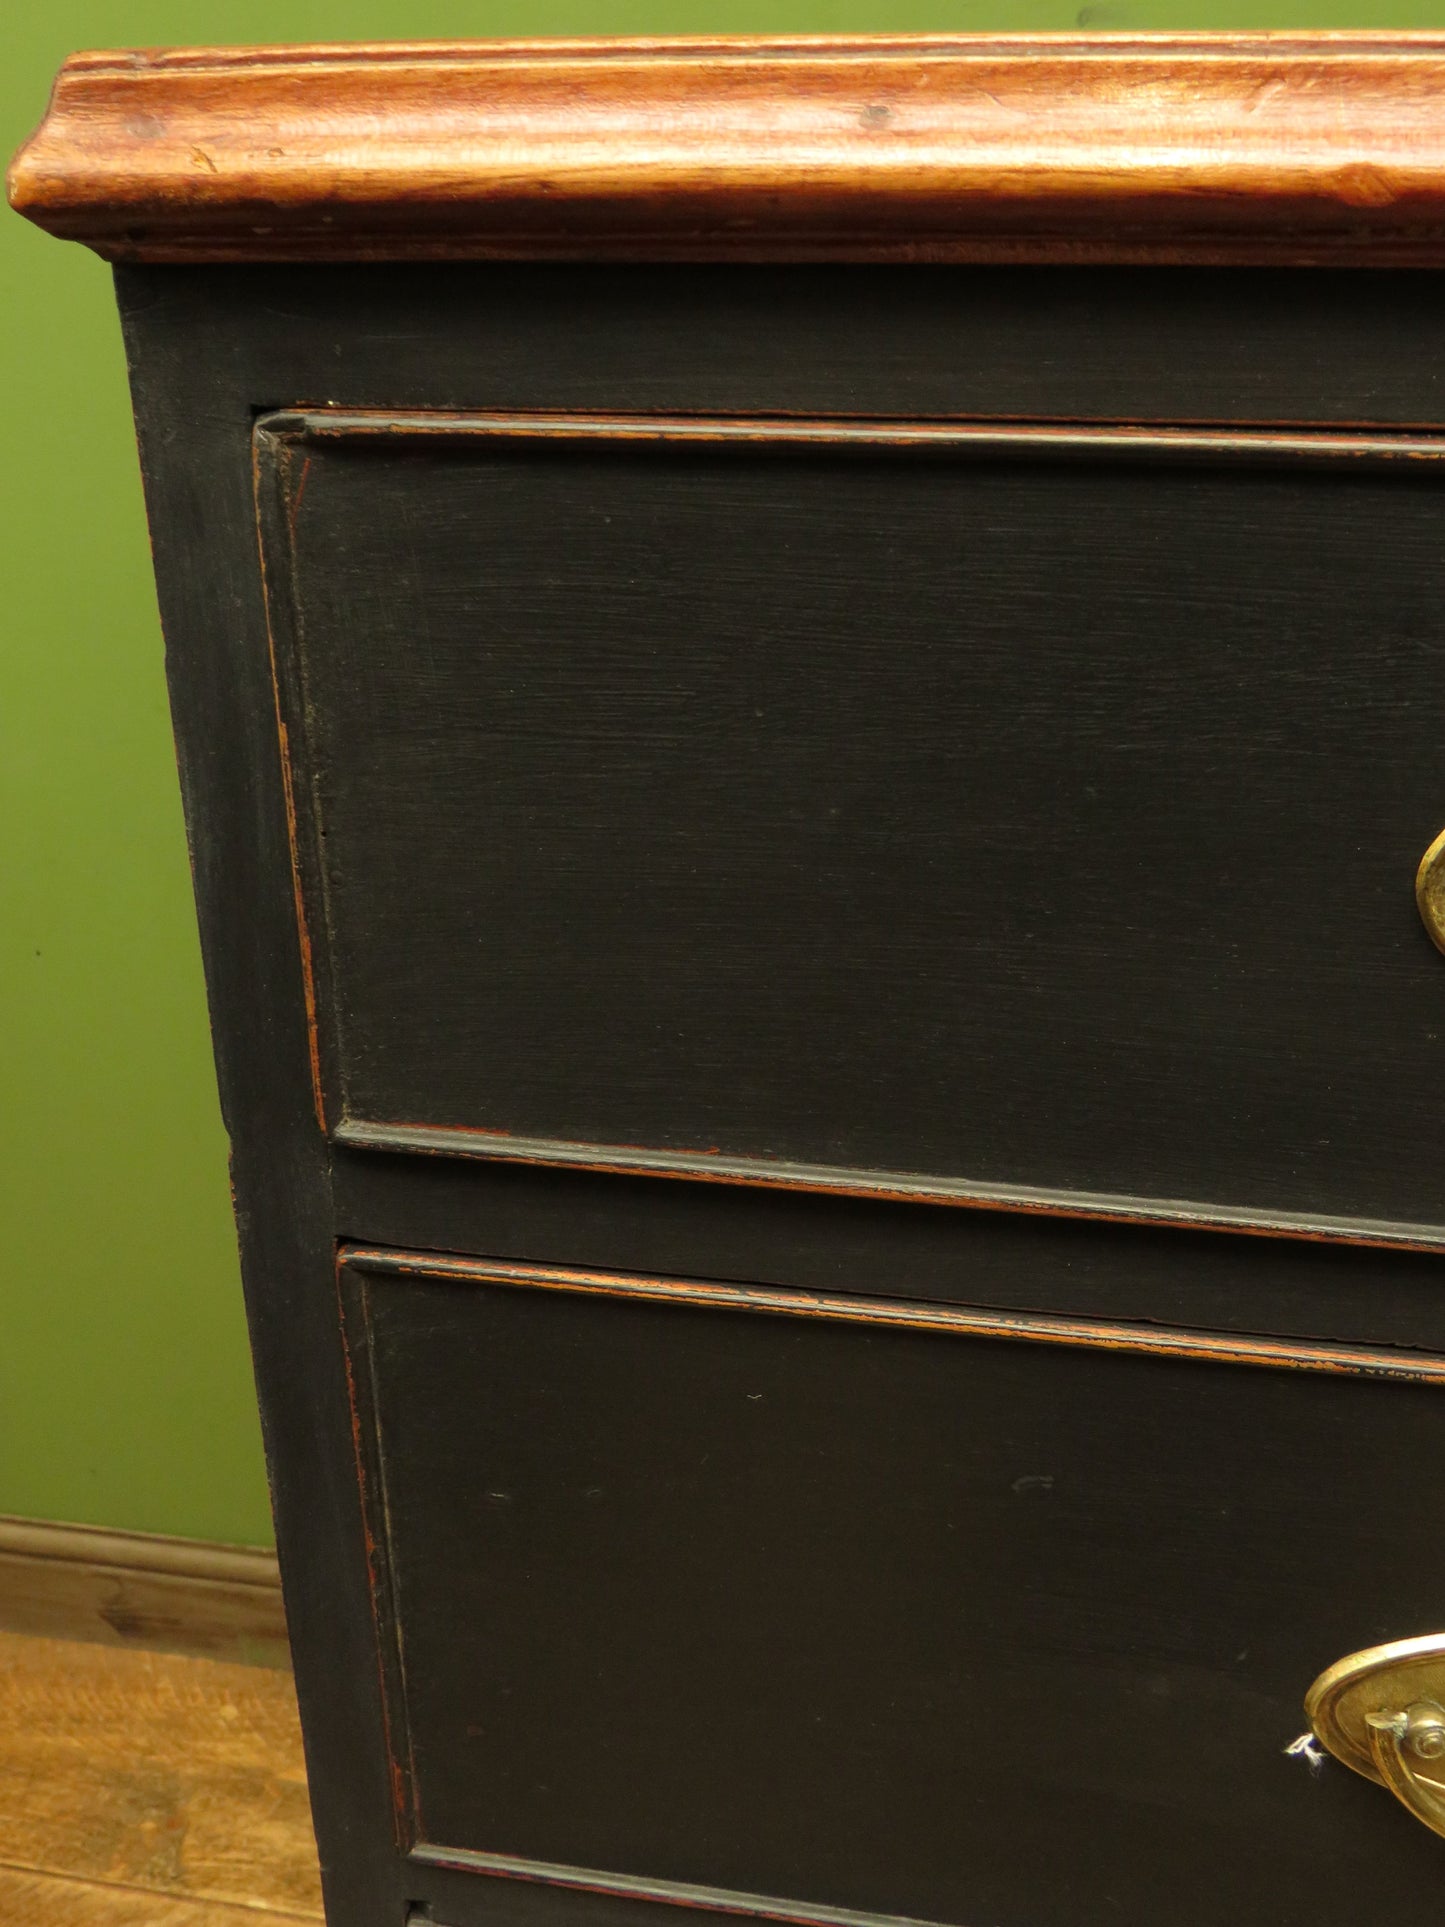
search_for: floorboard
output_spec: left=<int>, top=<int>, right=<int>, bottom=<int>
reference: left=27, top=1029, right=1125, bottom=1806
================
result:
left=0, top=1629, right=323, bottom=1922
left=0, top=1862, right=322, bottom=1925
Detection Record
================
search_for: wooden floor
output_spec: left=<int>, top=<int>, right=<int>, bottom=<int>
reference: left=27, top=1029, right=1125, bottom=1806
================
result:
left=0, top=1628, right=323, bottom=1924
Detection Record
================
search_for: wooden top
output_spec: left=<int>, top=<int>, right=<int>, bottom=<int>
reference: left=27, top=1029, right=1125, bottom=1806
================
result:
left=12, top=34, right=1445, bottom=265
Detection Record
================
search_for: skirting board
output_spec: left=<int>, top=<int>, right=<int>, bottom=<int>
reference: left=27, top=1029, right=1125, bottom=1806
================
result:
left=0, top=1515, right=288, bottom=1668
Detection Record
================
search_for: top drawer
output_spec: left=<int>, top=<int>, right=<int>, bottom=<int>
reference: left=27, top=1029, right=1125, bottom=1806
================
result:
left=257, top=411, right=1445, bottom=1236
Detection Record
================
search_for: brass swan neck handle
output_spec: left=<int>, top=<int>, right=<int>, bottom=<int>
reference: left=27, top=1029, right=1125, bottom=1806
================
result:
left=1365, top=1702, right=1445, bottom=1840
left=1306, top=1637, right=1445, bottom=1840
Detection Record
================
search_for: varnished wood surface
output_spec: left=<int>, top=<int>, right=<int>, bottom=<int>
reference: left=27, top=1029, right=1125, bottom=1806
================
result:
left=0, top=1866, right=320, bottom=1926
left=17, top=35, right=1445, bottom=264
left=0, top=1630, right=322, bottom=1922
left=0, top=1517, right=287, bottom=1667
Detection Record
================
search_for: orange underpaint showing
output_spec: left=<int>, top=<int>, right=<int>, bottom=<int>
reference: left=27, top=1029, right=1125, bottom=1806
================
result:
left=296, top=410, right=1445, bottom=466
left=377, top=1117, right=720, bottom=1160
left=389, top=1753, right=409, bottom=1835
left=251, top=432, right=328, bottom=1136
left=333, top=1254, right=413, bottom=1848
left=275, top=717, right=327, bottom=1135
left=287, top=453, right=312, bottom=541
left=282, top=401, right=1445, bottom=435
left=336, top=1322, right=378, bottom=1567
left=341, top=1246, right=1445, bottom=1384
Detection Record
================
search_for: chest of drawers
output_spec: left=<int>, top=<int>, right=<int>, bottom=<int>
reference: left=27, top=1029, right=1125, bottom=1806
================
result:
left=15, top=34, right=1445, bottom=1926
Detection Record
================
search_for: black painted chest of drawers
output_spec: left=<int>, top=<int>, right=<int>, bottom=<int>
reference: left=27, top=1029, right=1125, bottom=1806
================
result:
left=16, top=32, right=1445, bottom=1927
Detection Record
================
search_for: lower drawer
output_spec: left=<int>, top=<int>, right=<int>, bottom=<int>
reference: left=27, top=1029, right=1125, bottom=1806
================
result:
left=339, top=1244, right=1445, bottom=1927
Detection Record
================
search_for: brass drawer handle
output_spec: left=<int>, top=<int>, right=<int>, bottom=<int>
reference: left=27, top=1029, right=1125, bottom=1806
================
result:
left=1365, top=1703, right=1445, bottom=1838
left=1306, top=1636, right=1445, bottom=1839
left=1417, top=829, right=1445, bottom=955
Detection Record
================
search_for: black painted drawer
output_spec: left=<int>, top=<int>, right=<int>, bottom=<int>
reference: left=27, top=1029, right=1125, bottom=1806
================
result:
left=341, top=1244, right=1445, bottom=1927
left=259, top=411, right=1445, bottom=1236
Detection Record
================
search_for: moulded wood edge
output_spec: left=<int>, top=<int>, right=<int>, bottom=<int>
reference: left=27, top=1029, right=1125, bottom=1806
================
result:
left=16, top=34, right=1445, bottom=264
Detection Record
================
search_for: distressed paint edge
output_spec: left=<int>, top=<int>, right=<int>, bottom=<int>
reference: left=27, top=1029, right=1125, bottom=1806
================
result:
left=343, top=1246, right=1445, bottom=1382
left=252, top=422, right=341, bottom=1138
left=266, top=410, right=1445, bottom=463
left=333, top=1258, right=417, bottom=1848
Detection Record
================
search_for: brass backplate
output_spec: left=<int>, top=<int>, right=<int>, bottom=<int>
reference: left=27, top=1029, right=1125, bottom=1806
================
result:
left=1416, top=828, right=1445, bottom=956
left=1306, top=1635, right=1445, bottom=1789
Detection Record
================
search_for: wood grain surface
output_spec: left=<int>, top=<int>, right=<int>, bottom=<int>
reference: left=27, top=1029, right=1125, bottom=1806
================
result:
left=0, top=1631, right=322, bottom=1921
left=15, top=35, right=1445, bottom=264
left=0, top=1866, right=320, bottom=1926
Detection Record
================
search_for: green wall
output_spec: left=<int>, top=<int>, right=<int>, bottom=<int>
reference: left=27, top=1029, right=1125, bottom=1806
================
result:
left=4, top=0, right=1443, bottom=1549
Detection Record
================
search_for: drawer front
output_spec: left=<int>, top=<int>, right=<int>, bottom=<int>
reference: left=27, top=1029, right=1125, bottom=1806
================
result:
left=341, top=1246, right=1445, bottom=1927
left=260, top=413, right=1445, bottom=1235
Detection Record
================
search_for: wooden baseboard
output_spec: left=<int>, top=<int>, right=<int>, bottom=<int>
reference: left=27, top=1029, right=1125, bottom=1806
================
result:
left=0, top=1516, right=288, bottom=1668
